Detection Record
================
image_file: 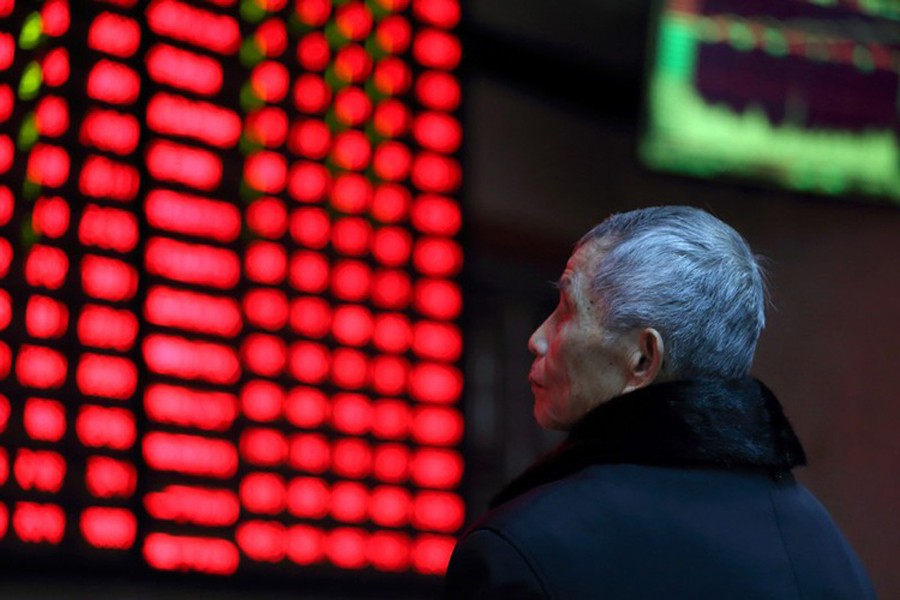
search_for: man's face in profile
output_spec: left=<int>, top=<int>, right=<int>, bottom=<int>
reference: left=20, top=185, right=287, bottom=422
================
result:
left=527, top=243, right=634, bottom=430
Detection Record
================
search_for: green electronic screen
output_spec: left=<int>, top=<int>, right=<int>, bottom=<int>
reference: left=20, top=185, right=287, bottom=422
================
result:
left=641, top=0, right=900, bottom=202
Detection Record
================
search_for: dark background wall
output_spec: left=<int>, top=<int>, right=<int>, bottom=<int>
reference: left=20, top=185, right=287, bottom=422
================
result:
left=460, top=2, right=900, bottom=598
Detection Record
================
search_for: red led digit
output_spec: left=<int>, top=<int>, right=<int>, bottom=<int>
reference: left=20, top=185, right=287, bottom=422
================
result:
left=145, top=285, right=242, bottom=337
left=0, top=135, right=11, bottom=176
left=0, top=449, right=9, bottom=486
left=411, top=535, right=455, bottom=575
left=410, top=447, right=463, bottom=489
left=251, top=61, right=290, bottom=103
left=255, top=18, right=288, bottom=57
left=85, top=456, right=137, bottom=498
left=146, top=0, right=241, bottom=55
left=288, top=120, right=331, bottom=159
left=241, top=380, right=284, bottom=422
left=413, top=29, right=461, bottom=70
left=330, top=392, right=372, bottom=434
left=413, top=0, right=460, bottom=28
left=331, top=260, right=371, bottom=301
left=13, top=502, right=65, bottom=544
left=76, top=405, right=137, bottom=449
left=41, top=0, right=70, bottom=37
left=295, top=0, right=331, bottom=27
left=284, top=387, right=329, bottom=429
left=143, top=533, right=239, bottom=575
left=371, top=398, right=410, bottom=439
left=414, top=278, right=461, bottom=319
left=88, top=12, right=141, bottom=58
left=331, top=481, right=368, bottom=523
left=35, top=96, right=69, bottom=137
left=411, top=320, right=462, bottom=361
left=81, top=255, right=139, bottom=301
left=371, top=184, right=411, bottom=223
left=373, top=57, right=412, bottom=95
left=144, top=485, right=239, bottom=526
left=145, top=237, right=240, bottom=289
left=32, top=196, right=69, bottom=238
left=0, top=87, right=11, bottom=123
left=0, top=290, right=8, bottom=331
left=237, top=521, right=286, bottom=562
left=78, top=304, right=139, bottom=350
left=14, top=450, right=66, bottom=493
left=81, top=507, right=137, bottom=550
left=0, top=342, right=10, bottom=378
left=287, top=162, right=331, bottom=204
left=373, top=99, right=411, bottom=138
left=372, top=227, right=412, bottom=267
left=245, top=108, right=288, bottom=147
left=336, top=2, right=373, bottom=40
left=331, top=305, right=374, bottom=347
left=408, top=362, right=462, bottom=404
left=288, top=251, right=329, bottom=294
left=79, top=109, right=141, bottom=155
left=25, top=296, right=68, bottom=339
left=25, top=245, right=68, bottom=290
left=287, top=433, right=330, bottom=473
left=325, top=528, right=367, bottom=570
left=292, top=74, right=331, bottom=114
left=415, top=71, right=461, bottom=111
left=16, top=345, right=67, bottom=390
left=241, top=333, right=287, bottom=377
left=331, top=438, right=372, bottom=478
left=243, top=287, right=289, bottom=331
left=330, top=347, right=368, bottom=389
left=143, top=432, right=238, bottom=478
left=143, top=334, right=241, bottom=385
left=79, top=205, right=139, bottom=252
left=27, top=144, right=70, bottom=188
left=79, top=156, right=141, bottom=202
left=87, top=60, right=140, bottom=105
left=368, top=531, right=411, bottom=572
left=376, top=16, right=412, bottom=54
left=240, top=428, right=288, bottom=466
left=334, top=45, right=372, bottom=83
left=371, top=313, right=411, bottom=354
left=332, top=130, right=371, bottom=171
left=41, top=48, right=70, bottom=87
left=0, top=33, right=12, bottom=71
left=369, top=486, right=410, bottom=527
left=331, top=173, right=371, bottom=213
left=76, top=353, right=138, bottom=400
left=332, top=217, right=371, bottom=256
left=372, top=443, right=410, bottom=482
left=413, top=237, right=463, bottom=277
left=23, top=398, right=66, bottom=442
left=288, top=296, right=331, bottom=338
left=413, top=112, right=462, bottom=153
left=412, top=152, right=461, bottom=193
left=0, top=0, right=11, bottom=18
left=372, top=141, right=412, bottom=182
left=245, top=241, right=287, bottom=284
left=287, top=525, right=324, bottom=565
left=145, top=189, right=241, bottom=242
left=146, top=44, right=223, bottom=96
left=411, top=194, right=461, bottom=235
left=0, top=186, right=11, bottom=227
left=287, top=477, right=329, bottom=519
left=412, top=491, right=464, bottom=532
left=247, top=197, right=287, bottom=239
left=147, top=93, right=241, bottom=148
left=145, top=384, right=238, bottom=431
left=371, top=269, right=412, bottom=310
left=334, top=87, right=372, bottom=126
left=289, top=207, right=330, bottom=249
left=240, top=473, right=286, bottom=514
left=296, top=32, right=330, bottom=71
left=412, top=405, right=463, bottom=446
left=146, top=140, right=222, bottom=192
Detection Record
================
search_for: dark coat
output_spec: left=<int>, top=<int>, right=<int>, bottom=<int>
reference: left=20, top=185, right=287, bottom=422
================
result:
left=445, top=379, right=875, bottom=599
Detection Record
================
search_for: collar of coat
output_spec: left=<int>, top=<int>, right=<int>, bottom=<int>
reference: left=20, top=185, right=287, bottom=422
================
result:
left=490, top=378, right=807, bottom=509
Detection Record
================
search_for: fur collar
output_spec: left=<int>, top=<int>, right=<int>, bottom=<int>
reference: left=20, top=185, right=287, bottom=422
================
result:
left=490, top=378, right=807, bottom=509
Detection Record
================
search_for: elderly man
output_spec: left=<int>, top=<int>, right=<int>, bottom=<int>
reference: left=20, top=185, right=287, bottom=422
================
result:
left=445, top=207, right=874, bottom=598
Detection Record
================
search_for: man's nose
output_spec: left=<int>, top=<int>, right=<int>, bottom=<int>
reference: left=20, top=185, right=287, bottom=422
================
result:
left=528, top=322, right=547, bottom=356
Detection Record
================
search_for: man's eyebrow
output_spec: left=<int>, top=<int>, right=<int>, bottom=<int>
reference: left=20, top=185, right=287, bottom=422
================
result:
left=550, top=276, right=573, bottom=294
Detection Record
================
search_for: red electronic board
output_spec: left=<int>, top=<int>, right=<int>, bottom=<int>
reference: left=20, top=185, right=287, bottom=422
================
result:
left=0, top=0, right=462, bottom=586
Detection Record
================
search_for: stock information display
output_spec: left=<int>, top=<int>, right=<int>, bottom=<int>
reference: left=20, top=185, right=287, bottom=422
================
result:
left=0, top=0, right=463, bottom=585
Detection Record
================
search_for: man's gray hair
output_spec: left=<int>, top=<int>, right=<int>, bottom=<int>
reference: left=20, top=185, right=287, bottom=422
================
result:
left=578, top=206, right=766, bottom=379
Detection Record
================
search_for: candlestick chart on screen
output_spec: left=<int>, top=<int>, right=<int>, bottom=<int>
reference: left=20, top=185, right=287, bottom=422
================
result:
left=0, top=0, right=464, bottom=584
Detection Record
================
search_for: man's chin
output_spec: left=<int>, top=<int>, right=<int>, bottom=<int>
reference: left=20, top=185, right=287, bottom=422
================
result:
left=533, top=400, right=569, bottom=431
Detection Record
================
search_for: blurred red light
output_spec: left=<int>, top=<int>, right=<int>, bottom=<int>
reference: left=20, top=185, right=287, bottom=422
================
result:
left=409, top=362, right=462, bottom=404
left=81, top=255, right=139, bottom=301
left=332, top=260, right=372, bottom=301
left=369, top=485, right=410, bottom=527
left=79, top=155, right=140, bottom=202
left=372, top=227, right=412, bottom=267
left=371, top=269, right=412, bottom=309
left=373, top=99, right=411, bottom=138
left=240, top=473, right=286, bottom=514
left=14, top=450, right=66, bottom=492
left=331, top=481, right=368, bottom=522
left=143, top=533, right=239, bottom=575
left=287, top=525, right=324, bottom=565
left=145, top=285, right=242, bottom=337
left=76, top=353, right=138, bottom=400
left=89, top=12, right=141, bottom=58
left=411, top=448, right=463, bottom=489
left=0, top=33, right=12, bottom=71
left=78, top=304, right=138, bottom=351
left=13, top=502, right=65, bottom=544
left=412, top=491, right=464, bottom=533
left=373, top=141, right=412, bottom=181
left=372, top=399, right=410, bottom=439
left=146, top=43, right=223, bottom=96
left=413, top=0, right=460, bottom=28
left=335, top=44, right=373, bottom=84
left=372, top=313, right=411, bottom=353
left=415, top=71, right=460, bottom=111
left=245, top=108, right=288, bottom=148
left=290, top=207, right=330, bottom=249
left=331, top=392, right=372, bottom=434
left=284, top=387, right=329, bottom=428
left=25, top=295, right=68, bottom=339
left=241, top=333, right=287, bottom=377
left=413, top=112, right=461, bottom=153
left=287, top=161, right=330, bottom=203
left=288, top=251, right=329, bottom=294
left=251, top=61, right=290, bottom=103
left=412, top=534, right=455, bottom=575
left=334, top=87, right=372, bottom=126
left=411, top=194, right=461, bottom=236
left=0, top=135, right=11, bottom=175
left=0, top=0, right=10, bottom=18
left=237, top=521, right=286, bottom=562
left=27, top=144, right=69, bottom=188
left=145, top=237, right=240, bottom=289
left=376, top=15, right=412, bottom=54
left=0, top=341, right=10, bottom=378
left=87, top=60, right=140, bottom=105
left=412, top=321, right=462, bottom=362
left=244, top=151, right=287, bottom=194
left=79, top=205, right=139, bottom=252
left=255, top=18, right=288, bottom=57
left=331, top=348, right=368, bottom=389
left=85, top=456, right=136, bottom=498
left=41, top=0, right=69, bottom=36
left=370, top=355, right=409, bottom=396
left=245, top=240, right=288, bottom=284
left=241, top=380, right=284, bottom=422
left=292, top=74, right=331, bottom=113
left=331, top=173, right=371, bottom=213
left=331, top=305, right=373, bottom=347
left=0, top=86, right=11, bottom=123
left=145, top=383, right=238, bottom=431
left=81, top=507, right=136, bottom=550
left=336, top=2, right=373, bottom=40
left=41, top=48, right=70, bottom=87
left=147, top=93, right=241, bottom=148
left=296, top=32, right=330, bottom=71
left=288, top=119, right=330, bottom=159
left=287, top=477, right=329, bottom=518
left=247, top=197, right=287, bottom=238
left=23, top=398, right=65, bottom=442
left=414, top=278, right=461, bottom=319
left=326, top=528, right=367, bottom=569
left=35, top=96, right=68, bottom=137
left=295, top=0, right=330, bottom=25
left=76, top=405, right=136, bottom=449
left=144, top=431, right=238, bottom=478
left=373, top=57, right=412, bottom=95
left=288, top=341, right=330, bottom=383
left=413, top=237, right=463, bottom=276
left=413, top=29, right=461, bottom=70
left=371, top=184, right=411, bottom=223
left=377, top=0, right=411, bottom=14
left=288, top=296, right=331, bottom=338
left=146, top=0, right=241, bottom=54
left=288, top=433, right=330, bottom=473
left=332, top=217, right=371, bottom=256
left=145, top=189, right=241, bottom=242
left=0, top=290, right=9, bottom=330
left=80, top=108, right=140, bottom=155
left=16, top=344, right=67, bottom=389
left=146, top=140, right=222, bottom=192
left=144, top=485, right=239, bottom=526
left=368, top=532, right=410, bottom=572
left=412, top=153, right=461, bottom=193
left=244, top=287, right=289, bottom=331
left=332, top=130, right=371, bottom=171
left=143, top=334, right=241, bottom=385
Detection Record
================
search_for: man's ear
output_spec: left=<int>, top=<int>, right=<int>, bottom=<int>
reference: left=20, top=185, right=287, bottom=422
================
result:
left=622, top=328, right=665, bottom=394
